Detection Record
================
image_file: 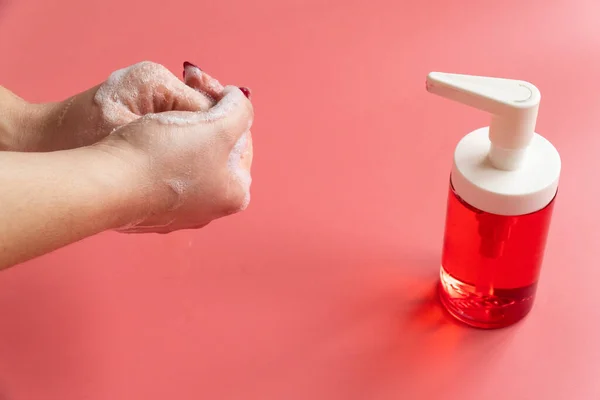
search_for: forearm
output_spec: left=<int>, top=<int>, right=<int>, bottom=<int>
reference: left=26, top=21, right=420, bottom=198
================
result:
left=0, top=85, right=50, bottom=152
left=0, top=146, right=143, bottom=269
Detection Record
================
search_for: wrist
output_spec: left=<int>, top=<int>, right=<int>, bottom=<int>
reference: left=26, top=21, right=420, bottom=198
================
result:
left=88, top=139, right=168, bottom=229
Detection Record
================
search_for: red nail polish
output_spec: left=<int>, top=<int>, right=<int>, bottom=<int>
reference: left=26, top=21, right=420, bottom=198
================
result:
left=183, top=61, right=201, bottom=71
left=239, top=87, right=252, bottom=99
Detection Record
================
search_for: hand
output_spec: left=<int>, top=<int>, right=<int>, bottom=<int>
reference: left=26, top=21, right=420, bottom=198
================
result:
left=0, top=61, right=253, bottom=270
left=19, top=61, right=231, bottom=152
left=95, top=85, right=254, bottom=234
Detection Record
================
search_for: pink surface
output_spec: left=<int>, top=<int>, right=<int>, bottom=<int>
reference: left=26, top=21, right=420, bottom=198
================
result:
left=0, top=0, right=598, bottom=398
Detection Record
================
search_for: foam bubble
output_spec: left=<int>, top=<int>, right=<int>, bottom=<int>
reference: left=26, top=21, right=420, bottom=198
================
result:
left=93, top=61, right=215, bottom=126
left=227, top=129, right=252, bottom=210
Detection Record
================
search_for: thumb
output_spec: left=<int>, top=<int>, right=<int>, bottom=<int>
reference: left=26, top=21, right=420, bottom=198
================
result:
left=204, top=86, right=254, bottom=150
left=183, top=61, right=224, bottom=100
left=140, top=86, right=253, bottom=149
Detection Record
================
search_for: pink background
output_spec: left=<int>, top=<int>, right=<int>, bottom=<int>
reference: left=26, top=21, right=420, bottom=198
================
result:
left=0, top=0, right=598, bottom=398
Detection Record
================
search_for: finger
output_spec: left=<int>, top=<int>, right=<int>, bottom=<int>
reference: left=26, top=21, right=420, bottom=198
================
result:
left=157, top=76, right=216, bottom=112
left=99, top=61, right=217, bottom=115
left=130, top=62, right=214, bottom=113
left=140, top=86, right=253, bottom=150
left=183, top=61, right=224, bottom=101
left=205, top=86, right=254, bottom=150
left=239, top=87, right=252, bottom=100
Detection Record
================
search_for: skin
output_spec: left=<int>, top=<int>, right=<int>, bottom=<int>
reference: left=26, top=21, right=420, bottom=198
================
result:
left=0, top=61, right=254, bottom=270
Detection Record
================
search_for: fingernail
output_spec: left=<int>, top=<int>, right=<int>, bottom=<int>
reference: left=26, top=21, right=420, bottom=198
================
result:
left=239, top=87, right=252, bottom=99
left=183, top=61, right=201, bottom=70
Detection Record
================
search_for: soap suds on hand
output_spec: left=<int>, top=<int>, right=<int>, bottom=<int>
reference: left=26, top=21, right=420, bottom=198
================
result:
left=94, top=62, right=253, bottom=212
left=93, top=61, right=215, bottom=126
left=183, top=63, right=224, bottom=101
left=143, top=86, right=245, bottom=126
left=227, top=129, right=252, bottom=210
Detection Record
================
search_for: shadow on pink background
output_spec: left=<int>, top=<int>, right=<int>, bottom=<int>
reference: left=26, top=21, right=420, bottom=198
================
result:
left=0, top=0, right=599, bottom=398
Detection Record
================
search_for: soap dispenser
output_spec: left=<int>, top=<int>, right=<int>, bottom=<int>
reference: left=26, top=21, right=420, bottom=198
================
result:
left=426, top=72, right=561, bottom=329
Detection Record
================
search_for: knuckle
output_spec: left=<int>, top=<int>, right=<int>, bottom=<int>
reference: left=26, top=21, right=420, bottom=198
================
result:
left=135, top=60, right=162, bottom=70
left=130, top=61, right=171, bottom=80
left=217, top=102, right=254, bottom=146
left=218, top=180, right=248, bottom=215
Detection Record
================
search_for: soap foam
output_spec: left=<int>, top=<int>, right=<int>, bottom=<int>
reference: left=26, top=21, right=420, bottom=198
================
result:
left=164, top=178, right=189, bottom=210
left=94, top=64, right=139, bottom=125
left=227, top=118, right=253, bottom=210
left=93, top=61, right=213, bottom=126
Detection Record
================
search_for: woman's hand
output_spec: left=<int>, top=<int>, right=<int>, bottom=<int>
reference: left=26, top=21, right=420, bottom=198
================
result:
left=98, top=85, right=254, bottom=233
left=5, top=60, right=254, bottom=231
left=0, top=61, right=253, bottom=268
left=3, top=60, right=255, bottom=230
left=4, top=61, right=238, bottom=152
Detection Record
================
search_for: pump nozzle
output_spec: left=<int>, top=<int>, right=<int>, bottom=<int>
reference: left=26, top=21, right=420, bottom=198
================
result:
left=426, top=72, right=541, bottom=171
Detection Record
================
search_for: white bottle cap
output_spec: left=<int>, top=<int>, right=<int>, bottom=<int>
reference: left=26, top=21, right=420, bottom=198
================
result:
left=426, top=72, right=561, bottom=216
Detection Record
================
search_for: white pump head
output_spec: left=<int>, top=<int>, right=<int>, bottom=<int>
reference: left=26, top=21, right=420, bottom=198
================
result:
left=425, top=71, right=561, bottom=216
left=426, top=72, right=540, bottom=171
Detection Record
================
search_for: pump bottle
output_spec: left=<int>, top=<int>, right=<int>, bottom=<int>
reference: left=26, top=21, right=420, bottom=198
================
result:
left=426, top=72, right=561, bottom=329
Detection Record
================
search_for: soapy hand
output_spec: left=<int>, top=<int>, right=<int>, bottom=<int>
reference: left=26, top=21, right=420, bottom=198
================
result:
left=51, top=61, right=253, bottom=233
left=1, top=60, right=254, bottom=233
left=95, top=84, right=253, bottom=233
left=27, top=61, right=239, bottom=151
left=0, top=61, right=254, bottom=269
left=44, top=60, right=254, bottom=233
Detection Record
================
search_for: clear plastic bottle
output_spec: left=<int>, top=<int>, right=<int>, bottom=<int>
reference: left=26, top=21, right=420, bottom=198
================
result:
left=426, top=72, right=561, bottom=329
left=439, top=183, right=556, bottom=328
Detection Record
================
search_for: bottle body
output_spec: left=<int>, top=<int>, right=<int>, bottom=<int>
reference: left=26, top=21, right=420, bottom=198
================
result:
left=438, top=179, right=556, bottom=329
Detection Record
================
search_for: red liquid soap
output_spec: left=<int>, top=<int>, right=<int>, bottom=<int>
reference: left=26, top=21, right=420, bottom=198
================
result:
left=425, top=72, right=561, bottom=329
left=438, top=184, right=555, bottom=329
